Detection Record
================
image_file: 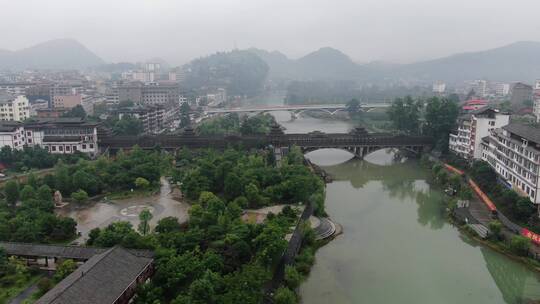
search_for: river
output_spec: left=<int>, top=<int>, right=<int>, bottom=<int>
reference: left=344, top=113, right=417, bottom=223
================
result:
left=268, top=110, right=540, bottom=304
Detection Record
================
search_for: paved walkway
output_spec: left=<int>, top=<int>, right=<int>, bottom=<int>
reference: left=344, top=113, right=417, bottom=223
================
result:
left=8, top=279, right=40, bottom=304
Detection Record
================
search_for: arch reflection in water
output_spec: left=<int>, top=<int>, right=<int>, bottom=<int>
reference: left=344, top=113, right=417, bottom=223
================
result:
left=300, top=148, right=540, bottom=304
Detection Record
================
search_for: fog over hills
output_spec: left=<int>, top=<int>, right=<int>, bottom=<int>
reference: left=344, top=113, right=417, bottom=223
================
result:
left=250, top=41, right=540, bottom=83
left=0, top=39, right=104, bottom=70
left=1, top=38, right=540, bottom=84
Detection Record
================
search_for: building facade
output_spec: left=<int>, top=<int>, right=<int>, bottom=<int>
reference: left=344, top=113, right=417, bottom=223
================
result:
left=0, top=122, right=25, bottom=150
left=481, top=123, right=540, bottom=204
left=0, top=118, right=101, bottom=156
left=0, top=94, right=30, bottom=122
left=449, top=108, right=510, bottom=160
left=510, top=82, right=533, bottom=106
left=534, top=80, right=540, bottom=122
left=117, top=105, right=165, bottom=134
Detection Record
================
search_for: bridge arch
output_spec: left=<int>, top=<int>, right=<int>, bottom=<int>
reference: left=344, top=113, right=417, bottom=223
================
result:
left=300, top=145, right=424, bottom=159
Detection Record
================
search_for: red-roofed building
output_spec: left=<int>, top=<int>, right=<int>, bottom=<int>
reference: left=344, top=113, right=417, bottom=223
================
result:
left=462, top=99, right=488, bottom=112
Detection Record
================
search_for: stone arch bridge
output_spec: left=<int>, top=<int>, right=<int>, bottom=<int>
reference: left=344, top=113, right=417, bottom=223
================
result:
left=99, top=127, right=432, bottom=159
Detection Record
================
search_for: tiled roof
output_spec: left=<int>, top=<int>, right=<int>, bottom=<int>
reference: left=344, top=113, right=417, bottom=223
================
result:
left=36, top=246, right=153, bottom=304
left=503, top=123, right=540, bottom=145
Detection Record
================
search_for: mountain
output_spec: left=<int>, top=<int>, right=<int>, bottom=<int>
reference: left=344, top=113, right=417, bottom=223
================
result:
left=183, top=50, right=269, bottom=96
left=251, top=41, right=540, bottom=84
left=249, top=47, right=367, bottom=81
left=0, top=39, right=105, bottom=70
left=396, top=41, right=540, bottom=83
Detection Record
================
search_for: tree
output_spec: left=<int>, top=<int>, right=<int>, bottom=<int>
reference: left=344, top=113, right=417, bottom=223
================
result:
left=37, top=277, right=54, bottom=296
left=113, top=116, right=144, bottom=136
left=423, top=97, right=459, bottom=152
left=63, top=105, right=86, bottom=118
left=71, top=189, right=89, bottom=204
left=284, top=265, right=302, bottom=289
left=4, top=180, right=19, bottom=206
left=53, top=259, right=77, bottom=282
left=135, top=177, right=150, bottom=189
left=346, top=98, right=361, bottom=116
left=20, top=185, right=36, bottom=201
left=224, top=173, right=242, bottom=200
left=488, top=221, right=502, bottom=240
left=37, top=185, right=53, bottom=201
left=155, top=217, right=181, bottom=234
left=138, top=208, right=153, bottom=235
left=387, top=96, right=421, bottom=135
left=273, top=287, right=297, bottom=304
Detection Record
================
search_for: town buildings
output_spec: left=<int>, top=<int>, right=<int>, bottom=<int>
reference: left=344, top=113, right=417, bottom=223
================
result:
left=0, top=94, right=30, bottom=122
left=481, top=123, right=540, bottom=205
left=449, top=108, right=510, bottom=160
left=117, top=105, right=165, bottom=134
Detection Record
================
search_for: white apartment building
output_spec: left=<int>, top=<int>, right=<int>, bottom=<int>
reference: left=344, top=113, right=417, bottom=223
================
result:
left=534, top=80, right=540, bottom=123
left=449, top=108, right=510, bottom=160
left=481, top=123, right=540, bottom=204
left=432, top=81, right=446, bottom=94
left=0, top=94, right=30, bottom=122
left=494, top=83, right=510, bottom=97
left=470, top=80, right=488, bottom=98
left=0, top=122, right=25, bottom=150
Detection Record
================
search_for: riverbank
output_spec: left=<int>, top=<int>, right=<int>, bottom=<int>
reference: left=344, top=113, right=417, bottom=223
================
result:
left=423, top=157, right=540, bottom=273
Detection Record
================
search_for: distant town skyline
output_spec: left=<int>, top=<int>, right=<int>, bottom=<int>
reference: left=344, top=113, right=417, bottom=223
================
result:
left=2, top=0, right=540, bottom=65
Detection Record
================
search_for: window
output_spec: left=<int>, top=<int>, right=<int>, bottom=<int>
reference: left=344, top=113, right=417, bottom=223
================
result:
left=89, top=144, right=94, bottom=149
left=27, top=138, right=32, bottom=143
left=59, top=146, right=63, bottom=151
left=66, top=146, right=70, bottom=151
left=52, top=146, right=56, bottom=151
left=82, top=144, right=87, bottom=149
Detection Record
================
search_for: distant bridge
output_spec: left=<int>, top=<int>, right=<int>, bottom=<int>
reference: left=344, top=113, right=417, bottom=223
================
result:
left=205, top=103, right=390, bottom=119
left=99, top=127, right=432, bottom=159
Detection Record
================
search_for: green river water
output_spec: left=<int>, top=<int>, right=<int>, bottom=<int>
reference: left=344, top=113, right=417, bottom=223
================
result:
left=268, top=111, right=540, bottom=304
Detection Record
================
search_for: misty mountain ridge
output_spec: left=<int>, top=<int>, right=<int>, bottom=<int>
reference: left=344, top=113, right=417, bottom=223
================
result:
left=0, top=39, right=105, bottom=70
left=249, top=41, right=540, bottom=83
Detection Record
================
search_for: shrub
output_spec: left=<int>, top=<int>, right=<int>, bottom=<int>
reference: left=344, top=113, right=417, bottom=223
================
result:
left=273, top=287, right=297, bottom=304
left=509, top=235, right=531, bottom=256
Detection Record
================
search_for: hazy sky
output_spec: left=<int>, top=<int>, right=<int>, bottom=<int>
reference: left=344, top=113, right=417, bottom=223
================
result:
left=2, top=0, right=540, bottom=65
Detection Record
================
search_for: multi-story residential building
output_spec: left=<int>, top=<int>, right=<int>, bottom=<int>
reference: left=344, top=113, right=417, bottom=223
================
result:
left=0, top=121, right=25, bottom=150
left=449, top=108, right=510, bottom=160
left=116, top=82, right=180, bottom=106
left=432, top=81, right=446, bottom=94
left=494, top=82, right=510, bottom=97
left=481, top=123, right=540, bottom=204
left=0, top=94, right=30, bottom=122
left=534, top=80, right=540, bottom=123
left=52, top=94, right=82, bottom=109
left=50, top=83, right=83, bottom=109
left=470, top=80, right=488, bottom=98
left=117, top=105, right=166, bottom=134
left=510, top=82, right=533, bottom=106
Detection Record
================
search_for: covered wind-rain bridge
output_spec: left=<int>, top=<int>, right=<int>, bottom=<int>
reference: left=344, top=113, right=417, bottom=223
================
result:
left=99, top=126, right=433, bottom=159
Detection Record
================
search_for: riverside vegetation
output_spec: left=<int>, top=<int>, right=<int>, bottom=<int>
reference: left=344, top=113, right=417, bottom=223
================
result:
left=0, top=144, right=325, bottom=303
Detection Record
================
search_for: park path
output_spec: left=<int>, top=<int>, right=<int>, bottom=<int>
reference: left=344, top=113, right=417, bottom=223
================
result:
left=8, top=281, right=39, bottom=304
